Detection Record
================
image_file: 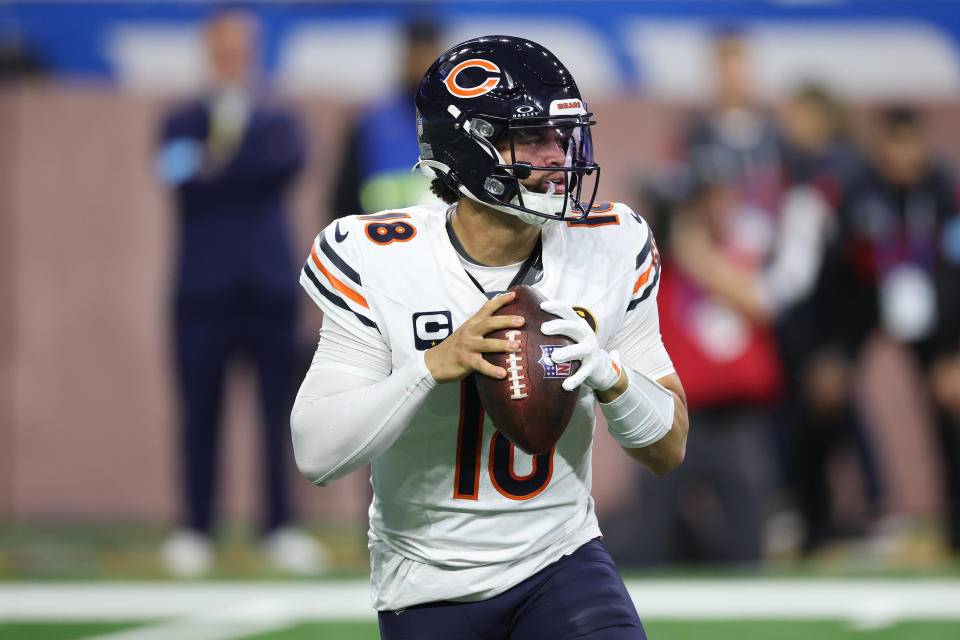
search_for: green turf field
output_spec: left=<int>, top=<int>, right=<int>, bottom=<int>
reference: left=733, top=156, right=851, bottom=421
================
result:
left=3, top=524, right=960, bottom=639
left=4, top=620, right=960, bottom=640
left=0, top=623, right=140, bottom=640
left=3, top=578, right=960, bottom=638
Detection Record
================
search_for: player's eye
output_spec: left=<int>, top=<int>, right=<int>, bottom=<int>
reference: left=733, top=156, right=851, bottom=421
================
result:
left=556, top=129, right=574, bottom=149
left=515, top=130, right=549, bottom=146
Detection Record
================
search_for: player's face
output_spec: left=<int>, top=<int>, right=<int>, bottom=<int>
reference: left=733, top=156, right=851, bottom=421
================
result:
left=497, top=125, right=579, bottom=195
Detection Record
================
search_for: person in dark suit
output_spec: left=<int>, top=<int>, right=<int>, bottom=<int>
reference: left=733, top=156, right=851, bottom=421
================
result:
left=155, top=7, right=325, bottom=576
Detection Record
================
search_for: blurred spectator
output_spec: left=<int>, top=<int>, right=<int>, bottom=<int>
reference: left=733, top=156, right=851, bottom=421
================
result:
left=684, top=27, right=781, bottom=209
left=810, top=106, right=960, bottom=554
left=780, top=83, right=857, bottom=187
left=608, top=29, right=784, bottom=565
left=635, top=178, right=782, bottom=565
left=155, top=8, right=325, bottom=577
left=0, top=31, right=46, bottom=81
left=775, top=84, right=886, bottom=554
left=329, top=18, right=444, bottom=218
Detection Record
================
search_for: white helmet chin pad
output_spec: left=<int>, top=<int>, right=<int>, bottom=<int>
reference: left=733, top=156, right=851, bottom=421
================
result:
left=418, top=153, right=571, bottom=228
left=481, top=147, right=570, bottom=227
left=415, top=153, right=580, bottom=229
left=503, top=186, right=568, bottom=227
left=456, top=182, right=566, bottom=228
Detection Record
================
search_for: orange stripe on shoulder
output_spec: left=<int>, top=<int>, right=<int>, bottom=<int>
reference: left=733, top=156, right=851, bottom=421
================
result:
left=310, top=244, right=369, bottom=309
left=633, top=262, right=655, bottom=294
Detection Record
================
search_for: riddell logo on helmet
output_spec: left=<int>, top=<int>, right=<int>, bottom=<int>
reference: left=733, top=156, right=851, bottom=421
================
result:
left=443, top=59, right=502, bottom=98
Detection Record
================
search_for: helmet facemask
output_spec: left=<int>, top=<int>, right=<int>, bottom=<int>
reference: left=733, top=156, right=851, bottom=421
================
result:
left=467, top=113, right=600, bottom=226
left=417, top=105, right=600, bottom=227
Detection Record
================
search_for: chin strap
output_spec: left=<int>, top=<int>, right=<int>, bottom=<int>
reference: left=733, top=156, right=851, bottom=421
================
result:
left=415, top=156, right=566, bottom=227
left=412, top=158, right=446, bottom=180
left=507, top=186, right=571, bottom=223
left=414, top=108, right=579, bottom=227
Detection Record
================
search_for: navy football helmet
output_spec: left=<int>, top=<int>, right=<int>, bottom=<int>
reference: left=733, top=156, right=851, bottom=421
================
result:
left=414, top=35, right=599, bottom=225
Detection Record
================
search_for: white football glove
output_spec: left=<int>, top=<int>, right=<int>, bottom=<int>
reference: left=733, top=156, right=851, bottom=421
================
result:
left=540, top=300, right=623, bottom=392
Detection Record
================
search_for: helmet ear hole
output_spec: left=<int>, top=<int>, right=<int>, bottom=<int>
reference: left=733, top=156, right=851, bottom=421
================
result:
left=473, top=118, right=496, bottom=139
left=484, top=177, right=506, bottom=196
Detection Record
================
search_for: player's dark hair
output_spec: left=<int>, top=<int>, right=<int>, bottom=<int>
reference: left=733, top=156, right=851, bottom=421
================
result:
left=430, top=178, right=460, bottom=204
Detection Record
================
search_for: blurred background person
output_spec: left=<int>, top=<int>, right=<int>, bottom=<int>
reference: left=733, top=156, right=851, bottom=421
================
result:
left=774, top=84, right=888, bottom=555
left=684, top=26, right=782, bottom=220
left=0, top=36, right=44, bottom=81
left=627, top=174, right=784, bottom=565
left=606, top=29, right=786, bottom=565
left=328, top=17, right=444, bottom=219
left=154, top=7, right=325, bottom=577
left=809, top=105, right=960, bottom=555
left=779, top=83, right=859, bottom=189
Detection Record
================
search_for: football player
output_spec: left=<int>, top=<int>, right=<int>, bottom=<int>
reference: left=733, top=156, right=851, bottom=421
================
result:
left=292, top=36, right=689, bottom=639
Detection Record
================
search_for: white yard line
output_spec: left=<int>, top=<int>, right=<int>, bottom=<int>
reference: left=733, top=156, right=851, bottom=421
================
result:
left=623, top=580, right=960, bottom=623
left=78, top=618, right=292, bottom=640
left=0, top=582, right=374, bottom=622
left=76, top=598, right=307, bottom=640
left=1, top=580, right=959, bottom=631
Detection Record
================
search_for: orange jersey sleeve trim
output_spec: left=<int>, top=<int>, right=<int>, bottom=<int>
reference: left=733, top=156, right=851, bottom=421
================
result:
left=310, top=244, right=370, bottom=309
left=633, top=262, right=655, bottom=294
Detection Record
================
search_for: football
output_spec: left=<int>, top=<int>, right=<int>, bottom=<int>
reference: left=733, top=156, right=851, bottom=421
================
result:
left=475, top=285, right=580, bottom=455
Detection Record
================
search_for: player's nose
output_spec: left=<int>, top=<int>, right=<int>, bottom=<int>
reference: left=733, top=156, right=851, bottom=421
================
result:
left=542, top=139, right=566, bottom=167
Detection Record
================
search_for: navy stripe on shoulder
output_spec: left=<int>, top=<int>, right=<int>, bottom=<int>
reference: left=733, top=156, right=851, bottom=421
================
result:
left=319, top=233, right=361, bottom=285
left=358, top=212, right=410, bottom=221
left=636, top=226, right=653, bottom=271
left=626, top=268, right=660, bottom=312
left=302, top=264, right=379, bottom=331
left=566, top=214, right=619, bottom=227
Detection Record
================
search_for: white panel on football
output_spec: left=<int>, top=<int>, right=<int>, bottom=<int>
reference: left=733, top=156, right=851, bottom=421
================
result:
left=626, top=20, right=960, bottom=99
left=277, top=22, right=400, bottom=99
left=105, top=25, right=206, bottom=93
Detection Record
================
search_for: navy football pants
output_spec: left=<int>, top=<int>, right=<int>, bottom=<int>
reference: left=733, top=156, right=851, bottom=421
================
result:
left=378, top=539, right=646, bottom=640
left=174, top=288, right=297, bottom=534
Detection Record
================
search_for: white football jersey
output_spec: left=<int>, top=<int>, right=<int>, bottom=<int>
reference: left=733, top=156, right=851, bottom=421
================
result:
left=300, top=202, right=673, bottom=610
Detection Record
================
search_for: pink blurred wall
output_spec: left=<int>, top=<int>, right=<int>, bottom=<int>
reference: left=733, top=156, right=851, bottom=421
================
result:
left=0, top=85, right=956, bottom=527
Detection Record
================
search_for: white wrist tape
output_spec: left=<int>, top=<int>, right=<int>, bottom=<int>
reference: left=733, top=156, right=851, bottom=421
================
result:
left=600, top=367, right=675, bottom=449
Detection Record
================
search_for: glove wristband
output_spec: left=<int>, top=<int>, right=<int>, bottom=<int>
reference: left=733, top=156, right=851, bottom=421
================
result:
left=591, top=350, right=623, bottom=392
